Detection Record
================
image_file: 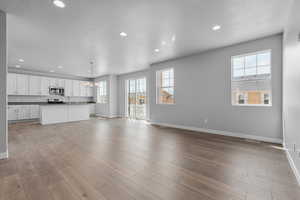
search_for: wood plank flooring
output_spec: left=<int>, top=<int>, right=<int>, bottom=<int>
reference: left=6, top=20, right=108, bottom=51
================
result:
left=1, top=118, right=299, bottom=200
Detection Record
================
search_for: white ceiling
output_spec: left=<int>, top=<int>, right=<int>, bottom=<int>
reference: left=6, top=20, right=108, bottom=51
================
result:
left=0, top=0, right=292, bottom=77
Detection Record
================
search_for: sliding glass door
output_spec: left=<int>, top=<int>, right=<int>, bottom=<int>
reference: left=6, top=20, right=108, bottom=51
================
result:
left=127, top=78, right=146, bottom=120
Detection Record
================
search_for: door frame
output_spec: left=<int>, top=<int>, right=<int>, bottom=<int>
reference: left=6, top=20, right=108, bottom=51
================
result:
left=125, top=77, right=147, bottom=120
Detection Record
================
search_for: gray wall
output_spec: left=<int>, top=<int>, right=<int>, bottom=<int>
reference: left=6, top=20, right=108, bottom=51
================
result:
left=94, top=75, right=111, bottom=116
left=117, top=69, right=150, bottom=119
left=94, top=75, right=118, bottom=117
left=283, top=0, right=300, bottom=181
left=149, top=34, right=283, bottom=141
left=0, top=10, right=7, bottom=158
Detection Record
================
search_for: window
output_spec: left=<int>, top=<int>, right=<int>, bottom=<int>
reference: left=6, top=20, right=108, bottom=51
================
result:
left=156, top=68, right=175, bottom=104
left=231, top=50, right=272, bottom=106
left=96, top=80, right=107, bottom=104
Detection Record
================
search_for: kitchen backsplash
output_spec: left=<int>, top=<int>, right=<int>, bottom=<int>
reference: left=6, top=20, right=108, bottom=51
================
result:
left=8, top=95, right=94, bottom=103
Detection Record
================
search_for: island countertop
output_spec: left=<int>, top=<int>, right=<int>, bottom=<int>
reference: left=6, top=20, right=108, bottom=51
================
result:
left=8, top=102, right=96, bottom=106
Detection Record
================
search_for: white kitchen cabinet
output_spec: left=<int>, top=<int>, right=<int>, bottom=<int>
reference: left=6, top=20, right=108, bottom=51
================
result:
left=49, top=78, right=57, bottom=87
left=41, top=77, right=51, bottom=96
left=8, top=105, right=40, bottom=121
left=87, top=85, right=93, bottom=97
left=16, top=74, right=29, bottom=95
left=30, top=105, right=40, bottom=119
left=8, top=106, right=18, bottom=121
left=80, top=81, right=87, bottom=97
left=8, top=72, right=88, bottom=97
left=29, top=75, right=42, bottom=95
left=65, top=79, right=73, bottom=96
left=72, top=80, right=80, bottom=96
left=57, top=79, right=65, bottom=88
left=89, top=103, right=96, bottom=115
left=17, top=105, right=31, bottom=120
left=7, top=73, right=17, bottom=95
left=40, top=104, right=89, bottom=125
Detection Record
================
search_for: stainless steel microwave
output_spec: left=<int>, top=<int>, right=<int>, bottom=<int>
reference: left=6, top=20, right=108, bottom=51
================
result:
left=49, top=87, right=65, bottom=96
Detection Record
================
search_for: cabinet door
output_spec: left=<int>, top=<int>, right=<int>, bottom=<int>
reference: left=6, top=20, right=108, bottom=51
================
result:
left=80, top=81, right=87, bottom=97
left=29, top=76, right=41, bottom=95
left=49, top=78, right=57, bottom=87
left=41, top=77, right=51, bottom=96
left=89, top=104, right=96, bottom=115
left=87, top=85, right=93, bottom=97
left=7, top=73, right=17, bottom=95
left=18, top=106, right=31, bottom=120
left=57, top=79, right=65, bottom=88
left=16, top=74, right=29, bottom=95
left=30, top=105, right=40, bottom=119
left=72, top=80, right=80, bottom=96
left=65, top=79, right=73, bottom=96
left=8, top=106, right=18, bottom=120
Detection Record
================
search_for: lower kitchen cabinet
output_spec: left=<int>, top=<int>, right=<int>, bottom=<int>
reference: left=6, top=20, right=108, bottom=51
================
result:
left=8, top=105, right=40, bottom=121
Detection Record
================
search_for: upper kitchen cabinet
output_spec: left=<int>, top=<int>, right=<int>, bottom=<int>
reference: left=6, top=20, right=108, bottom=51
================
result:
left=87, top=84, right=94, bottom=97
left=72, top=80, right=80, bottom=96
left=7, top=73, right=91, bottom=97
left=7, top=73, right=17, bottom=95
left=65, top=79, right=73, bottom=96
left=29, top=75, right=42, bottom=95
left=80, top=81, right=87, bottom=97
left=57, top=79, right=65, bottom=88
left=41, top=77, right=51, bottom=96
left=16, top=74, right=29, bottom=95
left=49, top=78, right=57, bottom=87
left=8, top=73, right=30, bottom=95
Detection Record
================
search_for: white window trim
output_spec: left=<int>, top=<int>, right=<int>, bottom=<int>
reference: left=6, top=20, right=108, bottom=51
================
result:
left=156, top=68, right=175, bottom=105
left=231, top=49, right=272, bottom=80
left=231, top=49, right=272, bottom=107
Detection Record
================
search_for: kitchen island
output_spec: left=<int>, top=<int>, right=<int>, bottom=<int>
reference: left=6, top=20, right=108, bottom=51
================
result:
left=40, top=103, right=90, bottom=125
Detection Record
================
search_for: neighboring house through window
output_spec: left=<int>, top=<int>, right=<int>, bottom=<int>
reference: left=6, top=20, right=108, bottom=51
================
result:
left=231, top=50, right=272, bottom=106
left=156, top=68, right=175, bottom=104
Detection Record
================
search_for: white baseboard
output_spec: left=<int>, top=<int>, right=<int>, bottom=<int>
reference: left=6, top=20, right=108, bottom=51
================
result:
left=285, top=147, right=300, bottom=186
left=0, top=151, right=8, bottom=160
left=150, top=122, right=283, bottom=144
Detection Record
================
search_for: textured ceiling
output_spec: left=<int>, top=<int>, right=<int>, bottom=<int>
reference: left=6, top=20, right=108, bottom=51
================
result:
left=0, top=0, right=292, bottom=77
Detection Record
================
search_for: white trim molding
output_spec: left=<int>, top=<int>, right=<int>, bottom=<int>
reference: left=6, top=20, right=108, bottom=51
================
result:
left=0, top=151, right=8, bottom=160
left=150, top=122, right=283, bottom=144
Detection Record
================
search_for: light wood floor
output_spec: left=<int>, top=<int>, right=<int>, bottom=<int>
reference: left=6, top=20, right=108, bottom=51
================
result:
left=1, top=118, right=299, bottom=200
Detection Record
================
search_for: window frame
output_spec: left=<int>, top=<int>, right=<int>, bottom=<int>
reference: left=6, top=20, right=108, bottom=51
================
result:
left=156, top=68, right=175, bottom=105
left=231, top=49, right=272, bottom=107
left=96, top=80, right=108, bottom=104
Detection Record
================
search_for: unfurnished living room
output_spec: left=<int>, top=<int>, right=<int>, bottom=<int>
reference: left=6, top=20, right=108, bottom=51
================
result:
left=1, top=0, right=300, bottom=199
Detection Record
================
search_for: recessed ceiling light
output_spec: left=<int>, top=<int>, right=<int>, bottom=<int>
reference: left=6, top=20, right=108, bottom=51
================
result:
left=53, top=0, right=66, bottom=8
left=18, top=59, right=24, bottom=62
left=120, top=32, right=127, bottom=37
left=57, top=65, right=63, bottom=69
left=50, top=70, right=55, bottom=73
left=171, top=35, right=176, bottom=42
left=162, top=41, right=167, bottom=45
left=15, top=65, right=21, bottom=68
left=154, top=49, right=160, bottom=52
left=212, top=25, right=221, bottom=31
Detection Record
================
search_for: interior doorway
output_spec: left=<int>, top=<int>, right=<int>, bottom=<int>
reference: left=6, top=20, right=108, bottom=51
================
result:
left=126, top=78, right=146, bottom=120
